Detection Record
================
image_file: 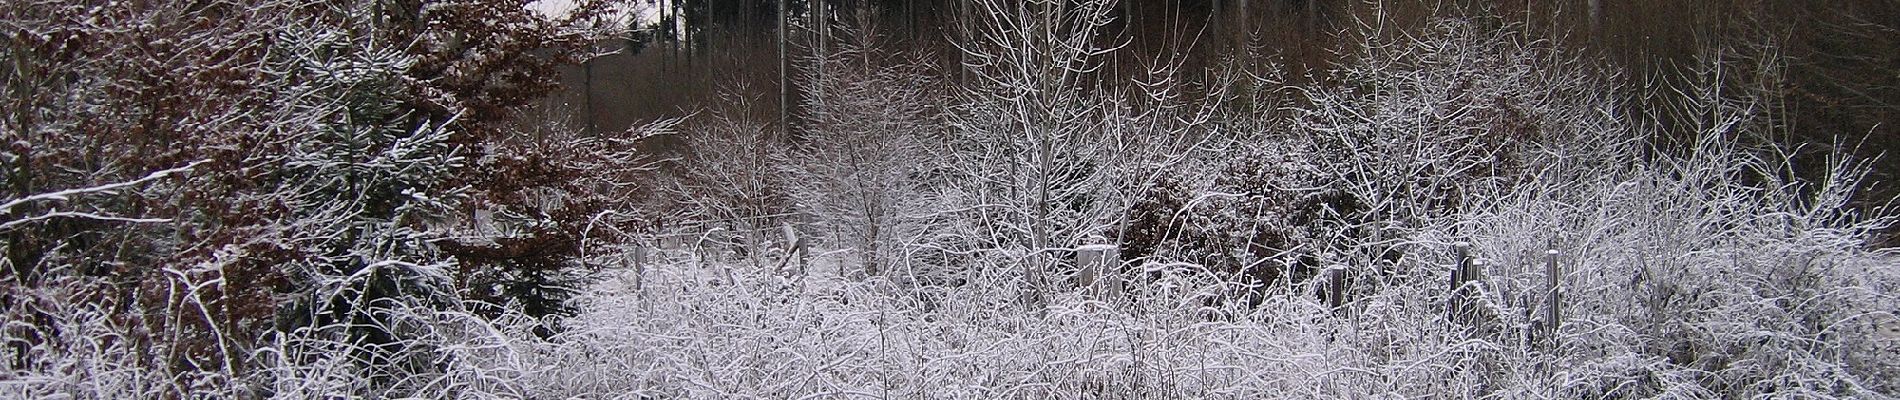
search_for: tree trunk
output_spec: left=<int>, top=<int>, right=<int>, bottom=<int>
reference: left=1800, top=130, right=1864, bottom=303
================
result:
left=584, top=54, right=596, bottom=136
left=1305, top=0, right=1319, bottom=26
left=778, top=0, right=789, bottom=133
left=815, top=0, right=826, bottom=111
left=1586, top=0, right=1601, bottom=39
left=1214, top=0, right=1233, bottom=54
left=1235, top=0, right=1249, bottom=49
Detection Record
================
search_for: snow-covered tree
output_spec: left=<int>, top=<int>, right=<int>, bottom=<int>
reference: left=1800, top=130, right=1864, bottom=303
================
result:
left=664, top=97, right=794, bottom=271
left=785, top=20, right=943, bottom=279
left=1, top=0, right=628, bottom=396
left=943, top=0, right=1219, bottom=302
left=943, top=0, right=1127, bottom=302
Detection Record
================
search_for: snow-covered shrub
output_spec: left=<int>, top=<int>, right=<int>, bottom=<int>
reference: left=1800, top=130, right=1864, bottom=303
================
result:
left=1120, top=138, right=1367, bottom=299
left=1112, top=12, right=1636, bottom=308
left=440, top=111, right=679, bottom=339
left=940, top=0, right=1223, bottom=306
left=1302, top=13, right=1900, bottom=397
left=1096, top=11, right=1898, bottom=397
left=514, top=8, right=1891, bottom=400
left=1, top=0, right=316, bottom=394
left=1295, top=16, right=1633, bottom=229
left=1, top=1, right=1892, bottom=398
left=1415, top=116, right=1899, bottom=396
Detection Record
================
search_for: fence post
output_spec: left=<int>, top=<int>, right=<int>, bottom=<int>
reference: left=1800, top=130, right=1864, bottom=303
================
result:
left=1449, top=242, right=1471, bottom=324
left=1466, top=257, right=1483, bottom=293
left=796, top=232, right=809, bottom=277
left=633, top=244, right=648, bottom=294
left=1469, top=257, right=1488, bottom=331
left=1448, top=242, right=1492, bottom=332
left=1076, top=244, right=1100, bottom=289
left=1544, top=249, right=1561, bottom=348
left=1327, top=264, right=1347, bottom=313
left=1072, top=242, right=1122, bottom=300
left=795, top=218, right=810, bottom=275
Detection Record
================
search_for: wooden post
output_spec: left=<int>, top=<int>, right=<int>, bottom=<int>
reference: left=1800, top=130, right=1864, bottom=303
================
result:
left=1451, top=242, right=1469, bottom=290
left=1235, top=0, right=1249, bottom=50
left=1327, top=265, right=1346, bottom=312
left=1466, top=258, right=1483, bottom=292
left=633, top=245, right=648, bottom=293
left=1304, top=0, right=1318, bottom=27
left=1074, top=243, right=1122, bottom=299
left=1103, top=246, right=1122, bottom=299
left=1075, top=246, right=1097, bottom=289
left=777, top=222, right=796, bottom=275
left=1469, top=257, right=1488, bottom=331
left=1544, top=249, right=1561, bottom=347
left=776, top=0, right=788, bottom=132
left=1449, top=242, right=1472, bottom=324
left=795, top=221, right=809, bottom=276
left=1586, top=0, right=1602, bottom=39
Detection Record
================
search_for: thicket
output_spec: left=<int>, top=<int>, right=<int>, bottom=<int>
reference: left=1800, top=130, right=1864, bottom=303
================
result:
left=653, top=2, right=1900, bottom=397
left=2, top=0, right=1894, bottom=399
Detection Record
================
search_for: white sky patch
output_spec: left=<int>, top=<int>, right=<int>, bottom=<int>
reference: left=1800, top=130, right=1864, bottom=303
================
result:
left=527, top=0, right=665, bottom=29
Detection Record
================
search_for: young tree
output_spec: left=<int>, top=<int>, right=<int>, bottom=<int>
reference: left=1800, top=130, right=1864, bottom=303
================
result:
left=664, top=97, right=793, bottom=272
left=945, top=0, right=1214, bottom=302
left=944, top=0, right=1124, bottom=301
left=438, top=114, right=679, bottom=338
left=785, top=19, right=942, bottom=279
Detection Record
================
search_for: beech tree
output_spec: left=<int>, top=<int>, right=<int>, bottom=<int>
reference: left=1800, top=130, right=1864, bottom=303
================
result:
left=1, top=0, right=629, bottom=396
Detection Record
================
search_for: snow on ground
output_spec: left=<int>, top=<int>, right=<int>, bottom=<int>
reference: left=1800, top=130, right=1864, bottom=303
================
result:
left=515, top=246, right=1561, bottom=399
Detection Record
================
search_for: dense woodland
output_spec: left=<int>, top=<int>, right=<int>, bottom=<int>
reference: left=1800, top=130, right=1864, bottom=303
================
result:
left=570, top=1, right=1898, bottom=190
left=3, top=0, right=1898, bottom=398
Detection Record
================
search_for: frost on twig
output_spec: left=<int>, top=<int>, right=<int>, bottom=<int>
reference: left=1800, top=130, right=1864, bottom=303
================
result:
left=0, top=161, right=203, bottom=231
